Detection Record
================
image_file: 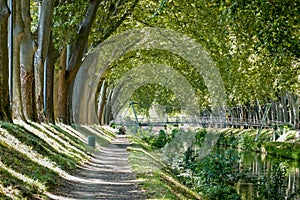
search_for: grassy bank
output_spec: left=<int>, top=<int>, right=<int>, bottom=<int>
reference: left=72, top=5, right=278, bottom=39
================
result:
left=126, top=126, right=300, bottom=200
left=0, top=121, right=108, bottom=199
left=127, top=135, right=202, bottom=200
left=219, top=128, right=300, bottom=160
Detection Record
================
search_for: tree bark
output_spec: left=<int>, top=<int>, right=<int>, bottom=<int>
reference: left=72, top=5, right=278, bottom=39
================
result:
left=34, top=0, right=55, bottom=122
left=103, top=89, right=113, bottom=125
left=45, top=35, right=59, bottom=124
left=12, top=0, right=25, bottom=120
left=57, top=48, right=68, bottom=123
left=281, top=93, right=289, bottom=123
left=296, top=96, right=300, bottom=129
left=20, top=0, right=37, bottom=121
left=0, top=1, right=12, bottom=122
left=97, top=79, right=107, bottom=125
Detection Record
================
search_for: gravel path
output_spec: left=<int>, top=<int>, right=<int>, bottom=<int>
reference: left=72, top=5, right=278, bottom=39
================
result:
left=48, top=135, right=146, bottom=200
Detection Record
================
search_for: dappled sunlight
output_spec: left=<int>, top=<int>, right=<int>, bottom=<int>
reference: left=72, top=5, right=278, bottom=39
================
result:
left=0, top=121, right=94, bottom=198
left=0, top=127, right=63, bottom=173
left=56, top=123, right=88, bottom=143
left=49, top=135, right=146, bottom=199
left=40, top=123, right=87, bottom=156
left=0, top=183, right=19, bottom=200
left=83, top=125, right=114, bottom=141
left=0, top=160, right=45, bottom=191
left=15, top=120, right=82, bottom=161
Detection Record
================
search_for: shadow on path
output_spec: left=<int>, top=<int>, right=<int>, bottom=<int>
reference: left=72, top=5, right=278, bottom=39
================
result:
left=48, top=135, right=146, bottom=200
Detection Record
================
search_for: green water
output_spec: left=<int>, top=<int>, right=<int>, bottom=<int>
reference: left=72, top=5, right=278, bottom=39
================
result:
left=236, top=151, right=300, bottom=199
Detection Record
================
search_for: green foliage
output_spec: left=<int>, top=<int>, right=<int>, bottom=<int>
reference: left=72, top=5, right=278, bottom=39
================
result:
left=141, top=128, right=179, bottom=149
left=106, top=49, right=208, bottom=115
left=264, top=142, right=300, bottom=160
left=135, top=128, right=300, bottom=199
left=173, top=145, right=242, bottom=199
left=196, top=149, right=241, bottom=186
left=108, top=0, right=299, bottom=111
left=195, top=128, right=207, bottom=146
left=156, top=130, right=167, bottom=148
left=221, top=0, right=299, bottom=58
left=53, top=0, right=87, bottom=47
left=127, top=142, right=197, bottom=199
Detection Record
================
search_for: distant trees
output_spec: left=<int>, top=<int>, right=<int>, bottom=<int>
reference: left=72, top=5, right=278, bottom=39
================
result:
left=102, top=0, right=299, bottom=127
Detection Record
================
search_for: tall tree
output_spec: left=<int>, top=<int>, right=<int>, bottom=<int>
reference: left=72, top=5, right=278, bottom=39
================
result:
left=56, top=0, right=139, bottom=124
left=20, top=0, right=37, bottom=121
left=34, top=0, right=55, bottom=122
left=44, top=34, right=59, bottom=124
left=57, top=0, right=101, bottom=123
left=12, top=0, right=25, bottom=120
left=0, top=0, right=12, bottom=122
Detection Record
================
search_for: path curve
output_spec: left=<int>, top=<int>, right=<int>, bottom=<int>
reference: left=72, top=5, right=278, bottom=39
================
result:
left=48, top=135, right=145, bottom=200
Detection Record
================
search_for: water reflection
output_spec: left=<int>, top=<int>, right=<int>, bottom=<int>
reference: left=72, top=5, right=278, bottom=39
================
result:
left=236, top=151, right=300, bottom=199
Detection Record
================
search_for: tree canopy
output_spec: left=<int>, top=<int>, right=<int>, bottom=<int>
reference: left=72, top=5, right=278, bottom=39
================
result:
left=0, top=0, right=298, bottom=125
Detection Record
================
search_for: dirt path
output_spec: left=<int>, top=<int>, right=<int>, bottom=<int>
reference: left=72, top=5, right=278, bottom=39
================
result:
left=48, top=135, right=146, bottom=200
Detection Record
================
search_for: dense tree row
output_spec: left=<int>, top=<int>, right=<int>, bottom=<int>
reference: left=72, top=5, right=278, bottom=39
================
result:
left=0, top=0, right=138, bottom=123
left=0, top=0, right=299, bottom=127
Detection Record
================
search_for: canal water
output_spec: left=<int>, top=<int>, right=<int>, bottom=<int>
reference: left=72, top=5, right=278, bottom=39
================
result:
left=236, top=151, right=300, bottom=199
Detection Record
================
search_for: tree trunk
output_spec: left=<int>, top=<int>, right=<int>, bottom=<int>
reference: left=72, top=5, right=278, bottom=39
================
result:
left=282, top=93, right=288, bottom=123
left=45, top=35, right=59, bottom=124
left=103, top=89, right=113, bottom=125
left=287, top=92, right=298, bottom=129
left=57, top=48, right=68, bottom=123
left=0, top=1, right=12, bottom=122
left=296, top=96, right=300, bottom=129
left=271, top=100, right=276, bottom=122
left=20, top=0, right=36, bottom=121
left=34, top=0, right=55, bottom=122
left=12, top=0, right=25, bottom=120
left=97, top=79, right=107, bottom=125
left=57, top=0, right=100, bottom=124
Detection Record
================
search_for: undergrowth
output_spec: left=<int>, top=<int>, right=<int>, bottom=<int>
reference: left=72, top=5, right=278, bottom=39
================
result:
left=128, top=127, right=300, bottom=200
left=128, top=135, right=202, bottom=200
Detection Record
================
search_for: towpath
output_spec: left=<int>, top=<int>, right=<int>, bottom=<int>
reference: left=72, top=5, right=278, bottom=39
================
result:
left=48, top=135, right=145, bottom=200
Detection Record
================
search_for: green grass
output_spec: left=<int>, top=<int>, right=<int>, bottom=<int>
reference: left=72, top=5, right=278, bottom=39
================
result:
left=127, top=137, right=202, bottom=200
left=0, top=121, right=95, bottom=199
left=0, top=122, right=82, bottom=171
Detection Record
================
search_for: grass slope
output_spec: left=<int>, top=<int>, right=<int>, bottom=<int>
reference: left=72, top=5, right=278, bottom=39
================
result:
left=0, top=121, right=95, bottom=200
left=126, top=135, right=202, bottom=200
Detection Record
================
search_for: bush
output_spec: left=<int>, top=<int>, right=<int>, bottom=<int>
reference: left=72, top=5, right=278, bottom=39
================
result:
left=152, top=130, right=168, bottom=148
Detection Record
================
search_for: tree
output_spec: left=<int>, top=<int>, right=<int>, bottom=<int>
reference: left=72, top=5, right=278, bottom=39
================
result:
left=97, top=0, right=299, bottom=127
left=20, top=0, right=37, bottom=121
left=56, top=0, right=139, bottom=124
left=0, top=0, right=12, bottom=122
left=12, top=0, right=25, bottom=120
left=34, top=0, right=55, bottom=122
